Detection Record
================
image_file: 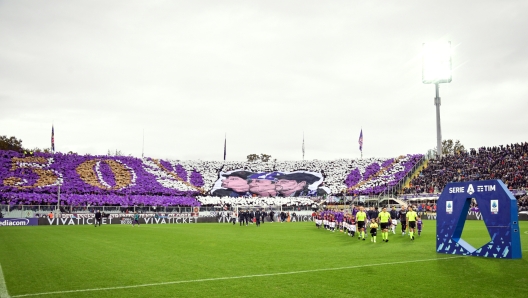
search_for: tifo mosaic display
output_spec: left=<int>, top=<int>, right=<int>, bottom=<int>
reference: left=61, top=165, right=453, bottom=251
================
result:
left=0, top=150, right=423, bottom=206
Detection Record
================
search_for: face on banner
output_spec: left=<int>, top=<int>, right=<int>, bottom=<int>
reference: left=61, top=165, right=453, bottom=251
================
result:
left=248, top=178, right=277, bottom=197
left=221, top=176, right=250, bottom=192
left=211, top=170, right=327, bottom=197
left=275, top=179, right=306, bottom=196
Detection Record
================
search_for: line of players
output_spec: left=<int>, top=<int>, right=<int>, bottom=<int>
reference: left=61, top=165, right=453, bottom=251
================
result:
left=315, top=206, right=423, bottom=242
left=236, top=209, right=276, bottom=227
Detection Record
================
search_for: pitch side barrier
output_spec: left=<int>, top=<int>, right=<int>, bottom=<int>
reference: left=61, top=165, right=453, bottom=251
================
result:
left=39, top=213, right=199, bottom=226
left=36, top=212, right=316, bottom=226
left=422, top=212, right=528, bottom=221
left=0, top=218, right=39, bottom=226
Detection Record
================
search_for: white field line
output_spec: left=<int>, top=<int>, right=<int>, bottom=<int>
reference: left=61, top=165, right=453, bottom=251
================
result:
left=11, top=256, right=462, bottom=297
left=0, top=263, right=10, bottom=298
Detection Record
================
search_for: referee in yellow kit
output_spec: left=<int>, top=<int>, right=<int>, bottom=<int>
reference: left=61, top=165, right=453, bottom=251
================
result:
left=356, top=206, right=367, bottom=241
left=406, top=206, right=418, bottom=240
left=378, top=207, right=391, bottom=242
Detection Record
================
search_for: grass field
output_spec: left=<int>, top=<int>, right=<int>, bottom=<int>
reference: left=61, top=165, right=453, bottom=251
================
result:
left=1, top=221, right=527, bottom=298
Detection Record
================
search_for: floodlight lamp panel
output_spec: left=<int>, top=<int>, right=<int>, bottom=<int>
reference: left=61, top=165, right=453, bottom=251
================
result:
left=422, top=41, right=452, bottom=84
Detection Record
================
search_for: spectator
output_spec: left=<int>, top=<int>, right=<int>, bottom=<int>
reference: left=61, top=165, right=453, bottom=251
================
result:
left=406, top=142, right=528, bottom=200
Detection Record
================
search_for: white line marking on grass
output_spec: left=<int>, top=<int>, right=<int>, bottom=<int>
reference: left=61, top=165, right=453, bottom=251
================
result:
left=0, top=263, right=11, bottom=298
left=11, top=256, right=462, bottom=297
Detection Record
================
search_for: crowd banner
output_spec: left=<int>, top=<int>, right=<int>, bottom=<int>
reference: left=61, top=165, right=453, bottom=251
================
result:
left=0, top=151, right=425, bottom=205
left=0, top=218, right=39, bottom=226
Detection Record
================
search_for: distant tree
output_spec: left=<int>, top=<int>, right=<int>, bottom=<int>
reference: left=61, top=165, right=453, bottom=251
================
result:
left=107, top=149, right=125, bottom=156
left=432, top=139, right=467, bottom=156
left=29, top=147, right=52, bottom=153
left=453, top=140, right=466, bottom=154
left=0, top=135, right=24, bottom=152
left=247, top=154, right=260, bottom=162
left=260, top=154, right=272, bottom=162
left=247, top=153, right=273, bottom=162
left=0, top=135, right=57, bottom=154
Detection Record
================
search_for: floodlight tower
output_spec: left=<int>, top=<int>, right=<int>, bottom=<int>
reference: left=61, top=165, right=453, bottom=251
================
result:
left=422, top=41, right=452, bottom=159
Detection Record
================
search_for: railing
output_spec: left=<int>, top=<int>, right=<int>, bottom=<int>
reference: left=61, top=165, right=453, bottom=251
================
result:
left=369, top=154, right=428, bottom=203
left=396, top=188, right=527, bottom=200
left=0, top=204, right=199, bottom=216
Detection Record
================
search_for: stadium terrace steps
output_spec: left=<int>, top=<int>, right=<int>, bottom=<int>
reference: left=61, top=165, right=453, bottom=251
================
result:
left=346, top=157, right=401, bottom=193
left=403, top=158, right=429, bottom=189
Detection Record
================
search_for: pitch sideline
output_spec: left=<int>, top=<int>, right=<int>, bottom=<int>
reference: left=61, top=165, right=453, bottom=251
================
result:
left=0, top=263, right=10, bottom=298
left=10, top=256, right=464, bottom=297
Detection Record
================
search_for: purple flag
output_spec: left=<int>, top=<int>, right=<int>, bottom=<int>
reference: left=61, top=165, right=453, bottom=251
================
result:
left=358, top=129, right=363, bottom=151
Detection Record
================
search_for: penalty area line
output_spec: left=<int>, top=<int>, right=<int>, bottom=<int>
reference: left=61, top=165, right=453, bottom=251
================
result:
left=0, top=263, right=10, bottom=298
left=11, top=256, right=462, bottom=297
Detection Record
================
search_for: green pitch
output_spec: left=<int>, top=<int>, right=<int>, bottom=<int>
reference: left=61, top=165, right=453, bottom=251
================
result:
left=1, top=221, right=527, bottom=298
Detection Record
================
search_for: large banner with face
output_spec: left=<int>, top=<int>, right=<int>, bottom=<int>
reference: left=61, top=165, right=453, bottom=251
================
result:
left=211, top=170, right=329, bottom=197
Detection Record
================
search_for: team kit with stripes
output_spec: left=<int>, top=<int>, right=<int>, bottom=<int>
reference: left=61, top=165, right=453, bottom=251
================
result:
left=315, top=206, right=423, bottom=243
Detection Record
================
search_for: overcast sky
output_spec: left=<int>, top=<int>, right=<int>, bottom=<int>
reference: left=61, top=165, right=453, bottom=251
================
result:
left=1, top=0, right=527, bottom=161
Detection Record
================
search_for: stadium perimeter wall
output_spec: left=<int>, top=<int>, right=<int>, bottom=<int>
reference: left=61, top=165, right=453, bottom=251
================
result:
left=2, top=211, right=527, bottom=227
left=35, top=213, right=315, bottom=225
left=424, top=211, right=528, bottom=221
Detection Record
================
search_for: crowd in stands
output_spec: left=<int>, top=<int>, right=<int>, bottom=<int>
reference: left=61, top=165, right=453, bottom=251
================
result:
left=343, top=154, right=423, bottom=195
left=405, top=142, right=528, bottom=194
left=3, top=139, right=528, bottom=211
left=1, top=149, right=422, bottom=207
left=518, top=195, right=528, bottom=211
left=196, top=196, right=318, bottom=208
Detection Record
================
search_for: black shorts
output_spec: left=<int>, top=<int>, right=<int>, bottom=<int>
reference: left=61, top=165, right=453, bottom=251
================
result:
left=357, top=221, right=365, bottom=229
left=380, top=223, right=389, bottom=230
left=409, top=221, right=416, bottom=229
left=370, top=228, right=377, bottom=236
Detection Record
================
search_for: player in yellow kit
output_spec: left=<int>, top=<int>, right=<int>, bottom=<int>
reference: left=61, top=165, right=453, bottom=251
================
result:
left=378, top=206, right=391, bottom=242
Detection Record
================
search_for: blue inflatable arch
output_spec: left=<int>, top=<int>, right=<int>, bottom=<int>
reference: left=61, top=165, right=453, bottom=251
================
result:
left=436, top=180, right=522, bottom=259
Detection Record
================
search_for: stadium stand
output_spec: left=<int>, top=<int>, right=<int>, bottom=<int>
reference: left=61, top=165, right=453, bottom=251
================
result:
left=519, top=195, right=528, bottom=211
left=405, top=142, right=528, bottom=194
left=2, top=141, right=527, bottom=211
left=196, top=196, right=317, bottom=207
left=0, top=150, right=423, bottom=207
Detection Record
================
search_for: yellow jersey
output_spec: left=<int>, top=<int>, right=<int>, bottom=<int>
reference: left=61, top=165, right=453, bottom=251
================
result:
left=406, top=211, right=418, bottom=222
left=356, top=211, right=367, bottom=222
